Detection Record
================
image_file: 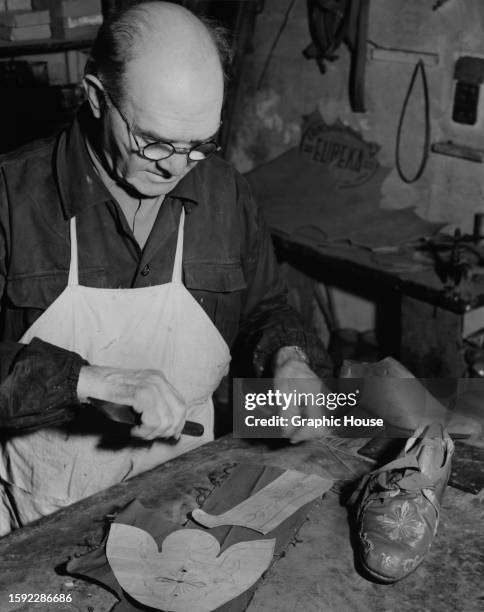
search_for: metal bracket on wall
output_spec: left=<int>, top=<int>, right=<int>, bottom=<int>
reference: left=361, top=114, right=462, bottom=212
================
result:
left=367, top=45, right=439, bottom=67
left=431, top=142, right=484, bottom=163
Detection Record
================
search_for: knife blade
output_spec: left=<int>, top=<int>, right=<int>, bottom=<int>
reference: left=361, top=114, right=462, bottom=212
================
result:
left=87, top=397, right=204, bottom=437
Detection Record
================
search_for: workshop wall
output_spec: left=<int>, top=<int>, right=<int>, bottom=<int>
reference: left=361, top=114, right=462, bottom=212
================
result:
left=226, top=0, right=484, bottom=337
left=228, top=0, right=484, bottom=232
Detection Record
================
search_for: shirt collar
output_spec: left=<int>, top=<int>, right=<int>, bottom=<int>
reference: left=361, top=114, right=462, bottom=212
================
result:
left=168, top=166, right=202, bottom=213
left=55, top=105, right=112, bottom=220
left=56, top=104, right=204, bottom=219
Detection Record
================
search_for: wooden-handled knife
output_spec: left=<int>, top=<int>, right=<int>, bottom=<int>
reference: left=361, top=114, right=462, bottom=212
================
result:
left=87, top=397, right=204, bottom=437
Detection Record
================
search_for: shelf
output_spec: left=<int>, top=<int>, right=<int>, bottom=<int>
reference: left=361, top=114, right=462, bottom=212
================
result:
left=0, top=37, right=94, bottom=58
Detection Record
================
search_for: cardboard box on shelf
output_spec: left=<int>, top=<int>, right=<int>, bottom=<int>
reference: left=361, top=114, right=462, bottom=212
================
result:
left=0, top=23, right=51, bottom=41
left=0, top=10, right=50, bottom=28
left=51, top=23, right=99, bottom=40
left=6, top=0, right=32, bottom=11
left=33, top=0, right=101, bottom=19
left=51, top=10, right=102, bottom=40
left=58, top=13, right=102, bottom=29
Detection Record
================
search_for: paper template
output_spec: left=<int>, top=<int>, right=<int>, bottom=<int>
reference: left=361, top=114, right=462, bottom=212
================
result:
left=192, top=469, right=333, bottom=534
left=106, top=524, right=275, bottom=611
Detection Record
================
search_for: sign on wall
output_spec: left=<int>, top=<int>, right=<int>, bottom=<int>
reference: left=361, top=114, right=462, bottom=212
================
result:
left=300, top=111, right=380, bottom=188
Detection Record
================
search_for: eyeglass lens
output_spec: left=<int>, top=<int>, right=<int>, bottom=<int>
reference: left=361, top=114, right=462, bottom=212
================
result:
left=142, top=141, right=219, bottom=161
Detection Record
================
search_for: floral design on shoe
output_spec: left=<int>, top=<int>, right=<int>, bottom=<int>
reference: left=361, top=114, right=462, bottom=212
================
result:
left=375, top=501, right=425, bottom=545
left=351, top=424, right=454, bottom=583
left=402, top=554, right=422, bottom=574
left=380, top=552, right=400, bottom=572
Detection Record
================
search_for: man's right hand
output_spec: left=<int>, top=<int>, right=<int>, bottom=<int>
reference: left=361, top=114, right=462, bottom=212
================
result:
left=76, top=365, right=187, bottom=441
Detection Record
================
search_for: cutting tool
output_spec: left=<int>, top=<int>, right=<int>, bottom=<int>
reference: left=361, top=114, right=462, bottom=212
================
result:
left=87, top=397, right=204, bottom=437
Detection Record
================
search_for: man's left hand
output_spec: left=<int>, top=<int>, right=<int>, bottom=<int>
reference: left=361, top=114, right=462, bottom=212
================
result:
left=273, top=346, right=330, bottom=444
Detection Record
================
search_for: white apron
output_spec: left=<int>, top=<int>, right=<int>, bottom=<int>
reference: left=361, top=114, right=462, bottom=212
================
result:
left=0, top=210, right=230, bottom=535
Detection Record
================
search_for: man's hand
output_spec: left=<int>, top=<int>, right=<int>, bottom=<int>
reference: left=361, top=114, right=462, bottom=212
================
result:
left=273, top=346, right=330, bottom=444
left=77, top=365, right=187, bottom=441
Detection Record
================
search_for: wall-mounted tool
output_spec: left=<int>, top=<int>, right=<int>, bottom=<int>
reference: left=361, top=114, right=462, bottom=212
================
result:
left=431, top=141, right=484, bottom=163
left=303, top=0, right=370, bottom=112
left=452, top=56, right=484, bottom=125
left=367, top=44, right=439, bottom=67
left=430, top=58, right=484, bottom=160
left=395, top=60, right=430, bottom=184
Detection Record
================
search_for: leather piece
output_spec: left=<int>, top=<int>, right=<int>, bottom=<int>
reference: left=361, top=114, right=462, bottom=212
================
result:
left=66, top=463, right=318, bottom=611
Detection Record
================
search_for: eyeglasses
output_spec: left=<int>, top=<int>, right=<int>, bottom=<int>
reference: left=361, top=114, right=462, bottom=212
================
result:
left=103, top=90, right=221, bottom=162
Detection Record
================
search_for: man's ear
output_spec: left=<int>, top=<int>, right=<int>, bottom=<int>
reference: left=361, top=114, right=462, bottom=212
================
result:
left=82, top=74, right=104, bottom=119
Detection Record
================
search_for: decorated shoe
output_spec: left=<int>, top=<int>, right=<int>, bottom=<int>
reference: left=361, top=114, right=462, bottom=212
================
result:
left=351, top=423, right=454, bottom=583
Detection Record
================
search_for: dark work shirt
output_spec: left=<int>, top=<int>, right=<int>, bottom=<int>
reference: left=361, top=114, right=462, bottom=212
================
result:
left=0, top=105, right=331, bottom=431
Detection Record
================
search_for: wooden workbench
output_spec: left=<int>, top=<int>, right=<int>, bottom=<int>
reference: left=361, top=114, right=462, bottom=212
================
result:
left=271, top=232, right=484, bottom=377
left=0, top=435, right=482, bottom=612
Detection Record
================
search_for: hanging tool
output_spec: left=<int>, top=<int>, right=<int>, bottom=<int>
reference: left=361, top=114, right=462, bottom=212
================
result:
left=395, top=60, right=431, bottom=184
left=302, top=0, right=370, bottom=112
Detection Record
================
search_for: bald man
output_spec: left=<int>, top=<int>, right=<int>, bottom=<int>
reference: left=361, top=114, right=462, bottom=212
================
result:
left=0, top=1, right=330, bottom=533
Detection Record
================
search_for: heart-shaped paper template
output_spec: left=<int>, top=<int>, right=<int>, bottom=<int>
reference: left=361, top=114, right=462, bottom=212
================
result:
left=106, top=524, right=275, bottom=611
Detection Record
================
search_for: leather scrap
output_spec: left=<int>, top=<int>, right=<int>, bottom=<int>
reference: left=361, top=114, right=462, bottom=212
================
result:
left=66, top=464, right=321, bottom=611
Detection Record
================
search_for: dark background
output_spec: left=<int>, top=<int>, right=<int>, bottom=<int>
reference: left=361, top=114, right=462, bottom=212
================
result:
left=0, top=0, right=260, bottom=154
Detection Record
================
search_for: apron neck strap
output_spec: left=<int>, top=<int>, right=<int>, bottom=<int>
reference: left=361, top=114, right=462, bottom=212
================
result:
left=172, top=208, right=185, bottom=284
left=68, top=217, right=79, bottom=286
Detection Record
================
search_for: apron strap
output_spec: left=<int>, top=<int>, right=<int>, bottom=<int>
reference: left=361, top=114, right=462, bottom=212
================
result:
left=171, top=208, right=185, bottom=284
left=68, top=210, right=184, bottom=286
left=68, top=217, right=79, bottom=287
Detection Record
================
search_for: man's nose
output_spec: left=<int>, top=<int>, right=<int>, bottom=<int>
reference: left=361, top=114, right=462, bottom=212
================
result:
left=156, top=153, right=189, bottom=176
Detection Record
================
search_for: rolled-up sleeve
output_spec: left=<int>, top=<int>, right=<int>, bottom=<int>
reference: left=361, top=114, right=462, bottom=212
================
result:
left=0, top=168, right=86, bottom=432
left=0, top=338, right=86, bottom=432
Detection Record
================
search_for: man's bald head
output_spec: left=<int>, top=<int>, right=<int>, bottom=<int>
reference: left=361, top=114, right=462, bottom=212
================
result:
left=83, top=2, right=229, bottom=199
left=86, top=1, right=231, bottom=105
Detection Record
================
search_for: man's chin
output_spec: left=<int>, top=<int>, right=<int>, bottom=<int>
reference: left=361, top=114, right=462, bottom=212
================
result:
left=125, top=176, right=179, bottom=198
